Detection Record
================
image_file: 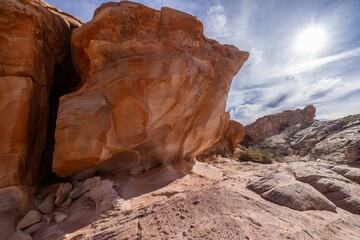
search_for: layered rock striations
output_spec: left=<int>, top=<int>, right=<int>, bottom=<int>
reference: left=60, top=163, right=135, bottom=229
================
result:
left=244, top=105, right=316, bottom=145
left=291, top=114, right=360, bottom=164
left=244, top=106, right=360, bottom=165
left=0, top=0, right=82, bottom=188
left=52, top=2, right=249, bottom=177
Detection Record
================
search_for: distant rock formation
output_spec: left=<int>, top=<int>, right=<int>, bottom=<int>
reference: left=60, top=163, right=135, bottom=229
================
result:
left=291, top=114, right=360, bottom=164
left=244, top=105, right=316, bottom=145
left=244, top=106, right=360, bottom=165
left=52, top=1, right=249, bottom=177
left=0, top=0, right=82, bottom=188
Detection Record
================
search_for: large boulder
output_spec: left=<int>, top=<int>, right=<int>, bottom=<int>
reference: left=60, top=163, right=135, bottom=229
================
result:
left=52, top=1, right=249, bottom=177
left=0, top=0, right=82, bottom=187
left=295, top=166, right=360, bottom=215
left=247, top=172, right=337, bottom=212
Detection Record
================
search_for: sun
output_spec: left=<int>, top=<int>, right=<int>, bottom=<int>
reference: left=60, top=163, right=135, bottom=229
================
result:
left=295, top=26, right=327, bottom=55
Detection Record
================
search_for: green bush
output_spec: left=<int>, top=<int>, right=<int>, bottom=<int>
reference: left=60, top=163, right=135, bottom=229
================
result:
left=238, top=147, right=281, bottom=164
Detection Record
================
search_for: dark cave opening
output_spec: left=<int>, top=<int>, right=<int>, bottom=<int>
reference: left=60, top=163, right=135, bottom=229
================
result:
left=38, top=56, right=81, bottom=187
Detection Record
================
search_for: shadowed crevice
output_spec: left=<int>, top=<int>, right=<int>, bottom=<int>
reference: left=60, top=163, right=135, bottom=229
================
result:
left=38, top=56, right=81, bottom=187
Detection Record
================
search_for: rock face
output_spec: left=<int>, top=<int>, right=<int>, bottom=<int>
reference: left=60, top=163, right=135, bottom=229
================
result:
left=52, top=1, right=249, bottom=177
left=294, top=166, right=360, bottom=215
left=244, top=106, right=360, bottom=165
left=0, top=0, right=82, bottom=188
left=199, top=120, right=245, bottom=158
left=244, top=105, right=316, bottom=145
left=0, top=186, right=35, bottom=239
left=247, top=172, right=337, bottom=212
left=291, top=114, right=360, bottom=164
left=220, top=120, right=246, bottom=151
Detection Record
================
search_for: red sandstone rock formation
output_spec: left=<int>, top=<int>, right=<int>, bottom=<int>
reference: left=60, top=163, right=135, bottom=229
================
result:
left=244, top=105, right=316, bottom=145
left=52, top=1, right=249, bottom=177
left=0, top=0, right=82, bottom=188
left=199, top=120, right=245, bottom=157
left=225, top=120, right=246, bottom=151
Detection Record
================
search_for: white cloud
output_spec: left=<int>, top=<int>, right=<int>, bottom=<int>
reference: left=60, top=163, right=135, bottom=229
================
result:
left=284, top=47, right=360, bottom=77
left=246, top=48, right=263, bottom=65
left=205, top=4, right=228, bottom=37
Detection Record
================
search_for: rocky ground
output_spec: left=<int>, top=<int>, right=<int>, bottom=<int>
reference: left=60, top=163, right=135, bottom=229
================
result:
left=7, top=156, right=360, bottom=240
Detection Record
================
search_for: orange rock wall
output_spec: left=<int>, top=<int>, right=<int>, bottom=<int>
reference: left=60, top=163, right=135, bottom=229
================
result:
left=53, top=2, right=249, bottom=177
left=0, top=0, right=81, bottom=187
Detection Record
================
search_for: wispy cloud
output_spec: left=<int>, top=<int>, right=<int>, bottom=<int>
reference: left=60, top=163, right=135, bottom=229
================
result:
left=279, top=47, right=360, bottom=77
left=205, top=5, right=228, bottom=36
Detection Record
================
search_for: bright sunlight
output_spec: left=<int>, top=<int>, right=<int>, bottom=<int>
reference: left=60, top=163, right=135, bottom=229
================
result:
left=295, top=26, right=327, bottom=56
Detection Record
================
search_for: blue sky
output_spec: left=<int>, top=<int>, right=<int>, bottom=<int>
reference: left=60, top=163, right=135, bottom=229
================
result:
left=47, top=0, right=360, bottom=124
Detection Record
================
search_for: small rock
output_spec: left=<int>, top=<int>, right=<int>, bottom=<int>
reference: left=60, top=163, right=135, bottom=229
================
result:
left=16, top=210, right=42, bottom=230
left=24, top=222, right=46, bottom=234
left=192, top=200, right=200, bottom=205
left=71, top=169, right=96, bottom=181
left=8, top=230, right=32, bottom=240
left=41, top=183, right=62, bottom=198
left=55, top=183, right=72, bottom=207
left=69, top=176, right=100, bottom=199
left=60, top=198, right=72, bottom=207
left=88, top=179, right=119, bottom=212
left=38, top=193, right=55, bottom=214
left=68, top=182, right=84, bottom=199
left=43, top=216, right=51, bottom=224
left=84, top=176, right=101, bottom=191
left=54, top=212, right=67, bottom=223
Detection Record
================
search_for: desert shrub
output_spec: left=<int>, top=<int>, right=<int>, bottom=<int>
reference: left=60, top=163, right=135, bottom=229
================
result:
left=238, top=147, right=281, bottom=164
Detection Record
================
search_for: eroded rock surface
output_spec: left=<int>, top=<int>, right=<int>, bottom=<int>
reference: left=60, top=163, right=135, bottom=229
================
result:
left=244, top=105, right=315, bottom=145
left=0, top=0, right=82, bottom=188
left=291, top=114, right=360, bottom=164
left=16, top=210, right=42, bottom=230
left=58, top=159, right=360, bottom=240
left=244, top=106, right=360, bottom=165
left=53, top=1, right=249, bottom=177
left=294, top=166, right=360, bottom=215
left=199, top=119, right=245, bottom=158
left=247, top=172, right=336, bottom=212
left=0, top=186, right=35, bottom=239
left=331, top=165, right=360, bottom=184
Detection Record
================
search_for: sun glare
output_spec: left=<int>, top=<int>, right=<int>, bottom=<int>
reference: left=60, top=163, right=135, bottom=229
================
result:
left=295, top=26, right=327, bottom=56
